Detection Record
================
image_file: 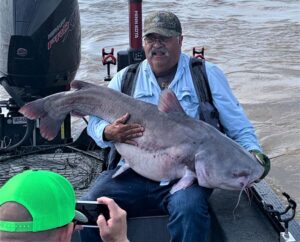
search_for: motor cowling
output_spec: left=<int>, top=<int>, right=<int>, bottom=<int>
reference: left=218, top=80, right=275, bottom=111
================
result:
left=0, top=0, right=81, bottom=148
left=0, top=0, right=81, bottom=101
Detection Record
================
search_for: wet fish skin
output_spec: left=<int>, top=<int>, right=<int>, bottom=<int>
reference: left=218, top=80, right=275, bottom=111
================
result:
left=19, top=80, right=264, bottom=193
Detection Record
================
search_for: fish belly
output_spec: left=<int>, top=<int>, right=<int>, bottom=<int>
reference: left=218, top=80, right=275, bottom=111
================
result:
left=116, top=143, right=188, bottom=182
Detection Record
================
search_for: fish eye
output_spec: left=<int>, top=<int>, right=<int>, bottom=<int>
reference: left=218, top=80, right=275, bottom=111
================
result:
left=232, top=171, right=249, bottom=178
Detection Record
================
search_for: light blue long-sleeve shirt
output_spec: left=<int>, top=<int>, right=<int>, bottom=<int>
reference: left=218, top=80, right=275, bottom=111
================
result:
left=87, top=52, right=262, bottom=152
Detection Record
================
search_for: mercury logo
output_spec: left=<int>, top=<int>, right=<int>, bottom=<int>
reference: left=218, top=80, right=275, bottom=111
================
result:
left=16, top=48, right=28, bottom=57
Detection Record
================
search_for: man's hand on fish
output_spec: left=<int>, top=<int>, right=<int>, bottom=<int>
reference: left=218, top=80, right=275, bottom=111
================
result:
left=103, top=113, right=144, bottom=146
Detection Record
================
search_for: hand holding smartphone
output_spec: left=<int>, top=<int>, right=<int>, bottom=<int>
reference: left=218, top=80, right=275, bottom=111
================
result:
left=76, top=200, right=110, bottom=227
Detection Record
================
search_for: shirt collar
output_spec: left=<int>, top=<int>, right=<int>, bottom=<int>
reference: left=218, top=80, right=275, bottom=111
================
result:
left=136, top=52, right=189, bottom=95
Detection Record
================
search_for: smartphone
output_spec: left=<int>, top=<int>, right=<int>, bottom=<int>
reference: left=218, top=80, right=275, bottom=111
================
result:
left=76, top=200, right=110, bottom=227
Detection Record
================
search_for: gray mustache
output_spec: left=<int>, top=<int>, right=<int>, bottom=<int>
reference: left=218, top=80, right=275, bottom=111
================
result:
left=150, top=48, right=169, bottom=57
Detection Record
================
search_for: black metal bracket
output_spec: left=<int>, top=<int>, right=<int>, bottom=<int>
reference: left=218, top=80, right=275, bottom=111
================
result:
left=102, top=48, right=116, bottom=82
left=192, top=47, right=205, bottom=59
left=263, top=192, right=297, bottom=232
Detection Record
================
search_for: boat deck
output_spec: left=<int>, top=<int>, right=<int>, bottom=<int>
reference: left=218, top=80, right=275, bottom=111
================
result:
left=72, top=180, right=300, bottom=242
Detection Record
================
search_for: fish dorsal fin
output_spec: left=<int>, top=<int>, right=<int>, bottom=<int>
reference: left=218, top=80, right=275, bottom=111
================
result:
left=70, top=80, right=93, bottom=90
left=158, top=89, right=185, bottom=114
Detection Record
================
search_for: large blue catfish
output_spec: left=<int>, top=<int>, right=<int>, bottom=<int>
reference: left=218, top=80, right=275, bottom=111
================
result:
left=19, top=80, right=264, bottom=193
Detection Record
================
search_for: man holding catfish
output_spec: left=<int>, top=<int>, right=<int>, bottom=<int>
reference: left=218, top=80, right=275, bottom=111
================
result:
left=78, top=11, right=271, bottom=242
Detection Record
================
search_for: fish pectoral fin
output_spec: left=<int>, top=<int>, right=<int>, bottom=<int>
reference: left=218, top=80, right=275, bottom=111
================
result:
left=158, top=89, right=186, bottom=114
left=170, top=168, right=197, bottom=194
left=40, top=116, right=64, bottom=141
left=112, top=163, right=130, bottom=178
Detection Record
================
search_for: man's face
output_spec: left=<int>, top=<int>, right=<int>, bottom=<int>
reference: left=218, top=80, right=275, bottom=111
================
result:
left=143, top=33, right=183, bottom=76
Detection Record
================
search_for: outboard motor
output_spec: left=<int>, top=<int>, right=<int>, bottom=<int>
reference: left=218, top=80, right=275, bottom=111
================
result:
left=0, top=0, right=81, bottom=150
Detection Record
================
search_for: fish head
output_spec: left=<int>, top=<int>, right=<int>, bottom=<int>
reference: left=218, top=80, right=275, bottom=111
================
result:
left=195, top=149, right=264, bottom=190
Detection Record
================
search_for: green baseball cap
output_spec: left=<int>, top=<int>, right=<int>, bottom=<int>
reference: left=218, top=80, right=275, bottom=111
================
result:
left=0, top=170, right=87, bottom=232
left=144, top=11, right=182, bottom=37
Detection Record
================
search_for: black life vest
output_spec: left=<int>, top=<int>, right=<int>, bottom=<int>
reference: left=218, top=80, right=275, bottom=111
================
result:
left=121, top=58, right=223, bottom=130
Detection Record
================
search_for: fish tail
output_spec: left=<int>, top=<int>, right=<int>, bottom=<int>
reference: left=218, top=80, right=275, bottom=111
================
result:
left=19, top=99, right=46, bottom=120
left=19, top=99, right=63, bottom=141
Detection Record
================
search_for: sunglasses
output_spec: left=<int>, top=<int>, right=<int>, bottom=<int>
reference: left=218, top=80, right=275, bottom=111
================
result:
left=144, top=35, right=173, bottom=45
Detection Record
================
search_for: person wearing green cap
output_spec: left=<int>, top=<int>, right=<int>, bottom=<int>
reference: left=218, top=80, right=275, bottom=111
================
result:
left=85, top=10, right=270, bottom=242
left=0, top=170, right=129, bottom=242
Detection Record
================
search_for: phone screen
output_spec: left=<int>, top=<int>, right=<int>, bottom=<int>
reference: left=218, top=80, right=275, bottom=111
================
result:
left=76, top=200, right=110, bottom=227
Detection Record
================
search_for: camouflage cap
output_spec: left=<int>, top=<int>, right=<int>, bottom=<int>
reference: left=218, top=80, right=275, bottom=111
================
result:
left=144, top=11, right=182, bottom=37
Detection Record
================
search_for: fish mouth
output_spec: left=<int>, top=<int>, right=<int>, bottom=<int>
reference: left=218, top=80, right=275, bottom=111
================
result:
left=252, top=166, right=266, bottom=184
left=242, top=173, right=264, bottom=189
left=220, top=175, right=259, bottom=190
